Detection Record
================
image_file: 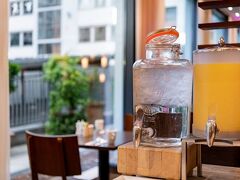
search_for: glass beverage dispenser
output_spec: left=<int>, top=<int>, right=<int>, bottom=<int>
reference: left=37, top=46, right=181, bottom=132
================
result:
left=193, top=37, right=240, bottom=147
left=133, top=27, right=193, bottom=147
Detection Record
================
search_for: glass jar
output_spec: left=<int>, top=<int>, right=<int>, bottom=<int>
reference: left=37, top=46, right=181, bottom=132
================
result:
left=133, top=27, right=193, bottom=147
left=193, top=37, right=240, bottom=146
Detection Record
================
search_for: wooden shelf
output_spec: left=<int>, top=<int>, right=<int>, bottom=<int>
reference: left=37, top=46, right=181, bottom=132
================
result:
left=198, top=0, right=240, bottom=10
left=199, top=21, right=240, bottom=30
left=198, top=43, right=240, bottom=49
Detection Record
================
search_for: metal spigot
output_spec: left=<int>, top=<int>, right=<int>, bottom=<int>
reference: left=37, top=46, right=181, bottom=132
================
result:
left=218, top=37, right=225, bottom=47
left=133, top=125, right=141, bottom=148
left=206, top=117, right=219, bottom=147
left=133, top=107, right=144, bottom=148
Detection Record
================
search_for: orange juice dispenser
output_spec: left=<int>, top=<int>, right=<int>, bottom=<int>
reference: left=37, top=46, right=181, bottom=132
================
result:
left=193, top=37, right=240, bottom=146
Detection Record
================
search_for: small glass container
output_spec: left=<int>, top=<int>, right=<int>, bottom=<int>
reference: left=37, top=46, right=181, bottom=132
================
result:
left=133, top=27, right=193, bottom=147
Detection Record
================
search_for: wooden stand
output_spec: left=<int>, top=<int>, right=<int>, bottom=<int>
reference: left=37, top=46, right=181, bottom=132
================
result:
left=181, top=136, right=240, bottom=180
left=118, top=142, right=197, bottom=180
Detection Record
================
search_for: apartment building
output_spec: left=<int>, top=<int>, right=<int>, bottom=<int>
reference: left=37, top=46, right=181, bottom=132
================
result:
left=8, top=0, right=117, bottom=59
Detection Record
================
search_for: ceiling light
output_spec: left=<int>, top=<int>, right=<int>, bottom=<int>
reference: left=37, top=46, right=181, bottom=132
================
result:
left=81, top=57, right=89, bottom=69
left=101, top=56, right=108, bottom=68
left=99, top=73, right=106, bottom=83
left=235, top=12, right=240, bottom=17
left=228, top=7, right=233, bottom=11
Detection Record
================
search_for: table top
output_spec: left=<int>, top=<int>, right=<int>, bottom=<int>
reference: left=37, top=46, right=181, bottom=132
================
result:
left=114, top=164, right=240, bottom=180
left=78, top=130, right=132, bottom=150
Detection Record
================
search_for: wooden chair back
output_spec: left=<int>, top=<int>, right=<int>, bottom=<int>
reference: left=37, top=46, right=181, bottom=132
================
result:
left=124, top=113, right=133, bottom=131
left=25, top=131, right=81, bottom=180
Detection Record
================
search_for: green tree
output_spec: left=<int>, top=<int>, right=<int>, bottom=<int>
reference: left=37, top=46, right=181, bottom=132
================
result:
left=43, top=56, right=90, bottom=134
left=9, top=62, right=21, bottom=93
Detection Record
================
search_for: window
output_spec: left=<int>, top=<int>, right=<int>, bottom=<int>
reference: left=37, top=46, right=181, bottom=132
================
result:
left=78, top=0, right=95, bottom=9
left=79, top=28, right=91, bottom=42
left=111, top=26, right=116, bottom=41
left=38, top=10, right=61, bottom=39
left=212, top=10, right=228, bottom=43
left=23, top=0, right=33, bottom=14
left=95, top=0, right=105, bottom=7
left=38, top=0, right=61, bottom=8
left=94, top=27, right=106, bottom=41
left=165, top=7, right=177, bottom=27
left=10, top=32, right=20, bottom=46
left=23, top=32, right=33, bottom=46
left=10, top=1, right=20, bottom=16
left=38, top=43, right=60, bottom=55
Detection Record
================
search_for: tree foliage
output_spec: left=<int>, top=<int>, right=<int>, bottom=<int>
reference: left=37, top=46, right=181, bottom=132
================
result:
left=9, top=62, right=21, bottom=93
left=43, top=56, right=90, bottom=134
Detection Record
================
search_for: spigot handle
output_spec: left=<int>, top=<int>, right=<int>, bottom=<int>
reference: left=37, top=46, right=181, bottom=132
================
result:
left=206, top=118, right=219, bottom=147
left=133, top=126, right=141, bottom=148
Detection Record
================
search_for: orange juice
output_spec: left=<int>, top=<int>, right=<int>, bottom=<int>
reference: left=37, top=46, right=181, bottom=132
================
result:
left=193, top=63, right=240, bottom=137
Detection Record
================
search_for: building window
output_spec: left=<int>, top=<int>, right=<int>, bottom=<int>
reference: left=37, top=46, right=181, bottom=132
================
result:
left=38, top=10, right=61, bottom=39
left=10, top=32, right=20, bottom=46
left=38, top=43, right=60, bottom=55
left=23, top=0, right=33, bottom=14
left=212, top=10, right=228, bottom=43
left=10, top=1, right=20, bottom=16
left=94, top=27, right=106, bottom=41
left=79, top=28, right=90, bottom=42
left=78, top=0, right=95, bottom=9
left=95, top=0, right=105, bottom=7
left=23, top=32, right=33, bottom=46
left=165, top=7, right=177, bottom=27
left=38, top=0, right=61, bottom=8
left=111, top=26, right=116, bottom=41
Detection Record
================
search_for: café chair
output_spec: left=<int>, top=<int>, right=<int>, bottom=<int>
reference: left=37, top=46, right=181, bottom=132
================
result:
left=25, top=131, right=81, bottom=180
left=124, top=113, right=133, bottom=131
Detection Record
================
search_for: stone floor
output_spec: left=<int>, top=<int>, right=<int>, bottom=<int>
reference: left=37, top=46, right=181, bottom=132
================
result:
left=10, top=144, right=119, bottom=180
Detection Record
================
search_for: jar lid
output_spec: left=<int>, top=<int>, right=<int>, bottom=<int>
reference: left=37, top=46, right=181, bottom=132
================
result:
left=146, top=26, right=179, bottom=44
left=194, top=37, right=240, bottom=54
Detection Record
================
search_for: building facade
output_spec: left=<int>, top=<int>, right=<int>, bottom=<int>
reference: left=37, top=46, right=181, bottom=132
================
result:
left=8, top=0, right=117, bottom=60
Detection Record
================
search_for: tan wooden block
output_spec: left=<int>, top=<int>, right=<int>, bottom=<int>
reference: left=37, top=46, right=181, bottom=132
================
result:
left=118, top=142, right=137, bottom=175
left=161, top=148, right=181, bottom=179
left=137, top=147, right=150, bottom=175
left=118, top=142, right=197, bottom=180
left=147, top=148, right=162, bottom=177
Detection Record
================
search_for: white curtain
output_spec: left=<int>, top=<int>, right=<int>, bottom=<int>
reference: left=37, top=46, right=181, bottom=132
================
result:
left=0, top=0, right=10, bottom=179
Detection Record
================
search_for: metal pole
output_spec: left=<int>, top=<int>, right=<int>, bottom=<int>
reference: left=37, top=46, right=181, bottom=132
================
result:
left=0, top=0, right=10, bottom=178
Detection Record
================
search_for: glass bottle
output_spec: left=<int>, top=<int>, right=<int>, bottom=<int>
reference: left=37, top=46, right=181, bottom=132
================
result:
left=133, top=27, right=193, bottom=147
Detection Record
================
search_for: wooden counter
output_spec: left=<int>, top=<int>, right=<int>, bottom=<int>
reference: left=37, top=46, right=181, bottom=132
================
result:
left=115, top=164, right=240, bottom=180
